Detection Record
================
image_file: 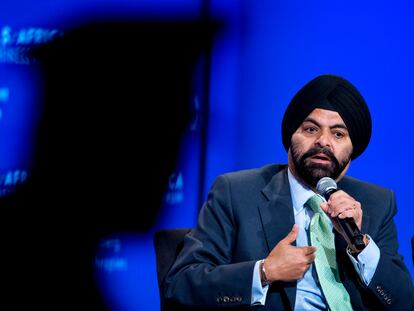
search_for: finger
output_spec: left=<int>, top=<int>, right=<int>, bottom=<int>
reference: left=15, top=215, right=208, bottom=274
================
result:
left=354, top=201, right=362, bottom=211
left=322, top=202, right=334, bottom=215
left=330, top=203, right=352, bottom=217
left=327, top=190, right=344, bottom=203
left=337, top=209, right=357, bottom=219
left=331, top=198, right=349, bottom=207
left=320, top=202, right=329, bottom=213
left=300, top=246, right=317, bottom=255
left=305, top=253, right=316, bottom=263
left=328, top=190, right=353, bottom=205
left=281, top=224, right=299, bottom=244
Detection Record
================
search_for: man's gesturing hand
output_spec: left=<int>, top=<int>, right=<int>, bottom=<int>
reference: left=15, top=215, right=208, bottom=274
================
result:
left=263, top=224, right=316, bottom=283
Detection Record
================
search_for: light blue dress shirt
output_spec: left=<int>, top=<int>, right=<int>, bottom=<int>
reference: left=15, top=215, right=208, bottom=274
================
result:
left=251, top=169, right=380, bottom=309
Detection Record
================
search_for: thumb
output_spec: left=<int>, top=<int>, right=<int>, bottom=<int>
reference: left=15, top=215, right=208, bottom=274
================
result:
left=281, top=224, right=299, bottom=245
left=320, top=202, right=333, bottom=216
left=320, top=202, right=329, bottom=213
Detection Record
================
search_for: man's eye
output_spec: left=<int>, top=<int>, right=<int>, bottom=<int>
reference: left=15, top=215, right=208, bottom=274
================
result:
left=334, top=131, right=344, bottom=138
left=305, top=127, right=317, bottom=133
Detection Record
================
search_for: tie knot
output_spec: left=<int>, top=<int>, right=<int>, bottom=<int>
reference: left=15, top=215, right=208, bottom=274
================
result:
left=306, top=194, right=324, bottom=214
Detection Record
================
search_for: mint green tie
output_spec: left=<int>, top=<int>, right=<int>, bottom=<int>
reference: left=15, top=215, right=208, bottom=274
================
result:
left=307, top=194, right=353, bottom=311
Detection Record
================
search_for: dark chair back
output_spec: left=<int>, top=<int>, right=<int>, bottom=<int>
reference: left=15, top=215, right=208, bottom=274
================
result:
left=154, top=228, right=191, bottom=311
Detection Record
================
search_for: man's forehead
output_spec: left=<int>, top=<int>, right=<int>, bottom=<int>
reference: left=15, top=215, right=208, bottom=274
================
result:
left=302, top=108, right=347, bottom=128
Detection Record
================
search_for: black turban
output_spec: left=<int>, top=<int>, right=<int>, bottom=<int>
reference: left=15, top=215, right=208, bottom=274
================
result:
left=281, top=74, right=372, bottom=160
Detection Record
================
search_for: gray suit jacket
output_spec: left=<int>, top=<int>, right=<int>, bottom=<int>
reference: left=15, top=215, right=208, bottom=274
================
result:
left=165, top=164, right=414, bottom=310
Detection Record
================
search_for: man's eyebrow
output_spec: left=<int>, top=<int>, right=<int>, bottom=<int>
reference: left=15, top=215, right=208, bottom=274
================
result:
left=302, top=117, right=348, bottom=131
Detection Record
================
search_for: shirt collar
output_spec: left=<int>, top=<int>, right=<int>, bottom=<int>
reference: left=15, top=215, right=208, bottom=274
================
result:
left=287, top=168, right=317, bottom=215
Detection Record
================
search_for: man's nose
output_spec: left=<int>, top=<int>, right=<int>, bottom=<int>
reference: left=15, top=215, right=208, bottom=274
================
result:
left=314, top=130, right=331, bottom=148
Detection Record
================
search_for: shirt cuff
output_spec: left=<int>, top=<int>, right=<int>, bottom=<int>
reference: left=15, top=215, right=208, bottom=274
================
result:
left=251, top=260, right=269, bottom=305
left=346, top=235, right=380, bottom=285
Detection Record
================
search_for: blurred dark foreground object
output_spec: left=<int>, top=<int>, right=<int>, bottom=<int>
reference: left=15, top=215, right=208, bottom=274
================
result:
left=411, top=235, right=414, bottom=266
left=154, top=228, right=192, bottom=311
left=0, top=19, right=215, bottom=310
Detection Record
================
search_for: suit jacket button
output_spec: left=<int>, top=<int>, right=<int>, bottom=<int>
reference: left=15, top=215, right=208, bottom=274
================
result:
left=376, top=285, right=382, bottom=291
left=229, top=297, right=235, bottom=302
left=223, top=296, right=230, bottom=303
left=216, top=297, right=223, bottom=303
left=386, top=298, right=392, bottom=304
left=236, top=296, right=242, bottom=302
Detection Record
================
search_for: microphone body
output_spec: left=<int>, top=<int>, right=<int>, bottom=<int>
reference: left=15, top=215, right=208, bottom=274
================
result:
left=316, top=177, right=366, bottom=251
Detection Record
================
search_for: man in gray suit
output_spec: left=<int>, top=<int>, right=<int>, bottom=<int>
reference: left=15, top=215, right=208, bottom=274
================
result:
left=165, top=74, right=414, bottom=310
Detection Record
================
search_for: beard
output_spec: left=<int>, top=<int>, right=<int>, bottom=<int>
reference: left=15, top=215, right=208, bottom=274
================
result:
left=291, top=142, right=351, bottom=188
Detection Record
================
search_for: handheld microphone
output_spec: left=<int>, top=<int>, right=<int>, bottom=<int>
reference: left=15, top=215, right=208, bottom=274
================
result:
left=316, top=177, right=366, bottom=252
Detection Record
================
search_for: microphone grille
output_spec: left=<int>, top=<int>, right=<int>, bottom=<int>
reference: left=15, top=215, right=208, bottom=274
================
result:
left=316, top=177, right=337, bottom=195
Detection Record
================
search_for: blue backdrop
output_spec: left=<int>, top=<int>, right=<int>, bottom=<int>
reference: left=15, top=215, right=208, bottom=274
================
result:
left=1, top=1, right=413, bottom=310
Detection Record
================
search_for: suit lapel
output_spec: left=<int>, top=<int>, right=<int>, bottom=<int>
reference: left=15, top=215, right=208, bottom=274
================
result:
left=258, top=168, right=297, bottom=309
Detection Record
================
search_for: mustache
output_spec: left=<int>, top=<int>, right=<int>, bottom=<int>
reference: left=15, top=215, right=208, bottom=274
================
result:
left=301, top=146, right=338, bottom=164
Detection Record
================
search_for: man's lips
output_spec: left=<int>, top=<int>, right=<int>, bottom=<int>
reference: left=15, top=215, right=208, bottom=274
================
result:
left=309, top=153, right=332, bottom=163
